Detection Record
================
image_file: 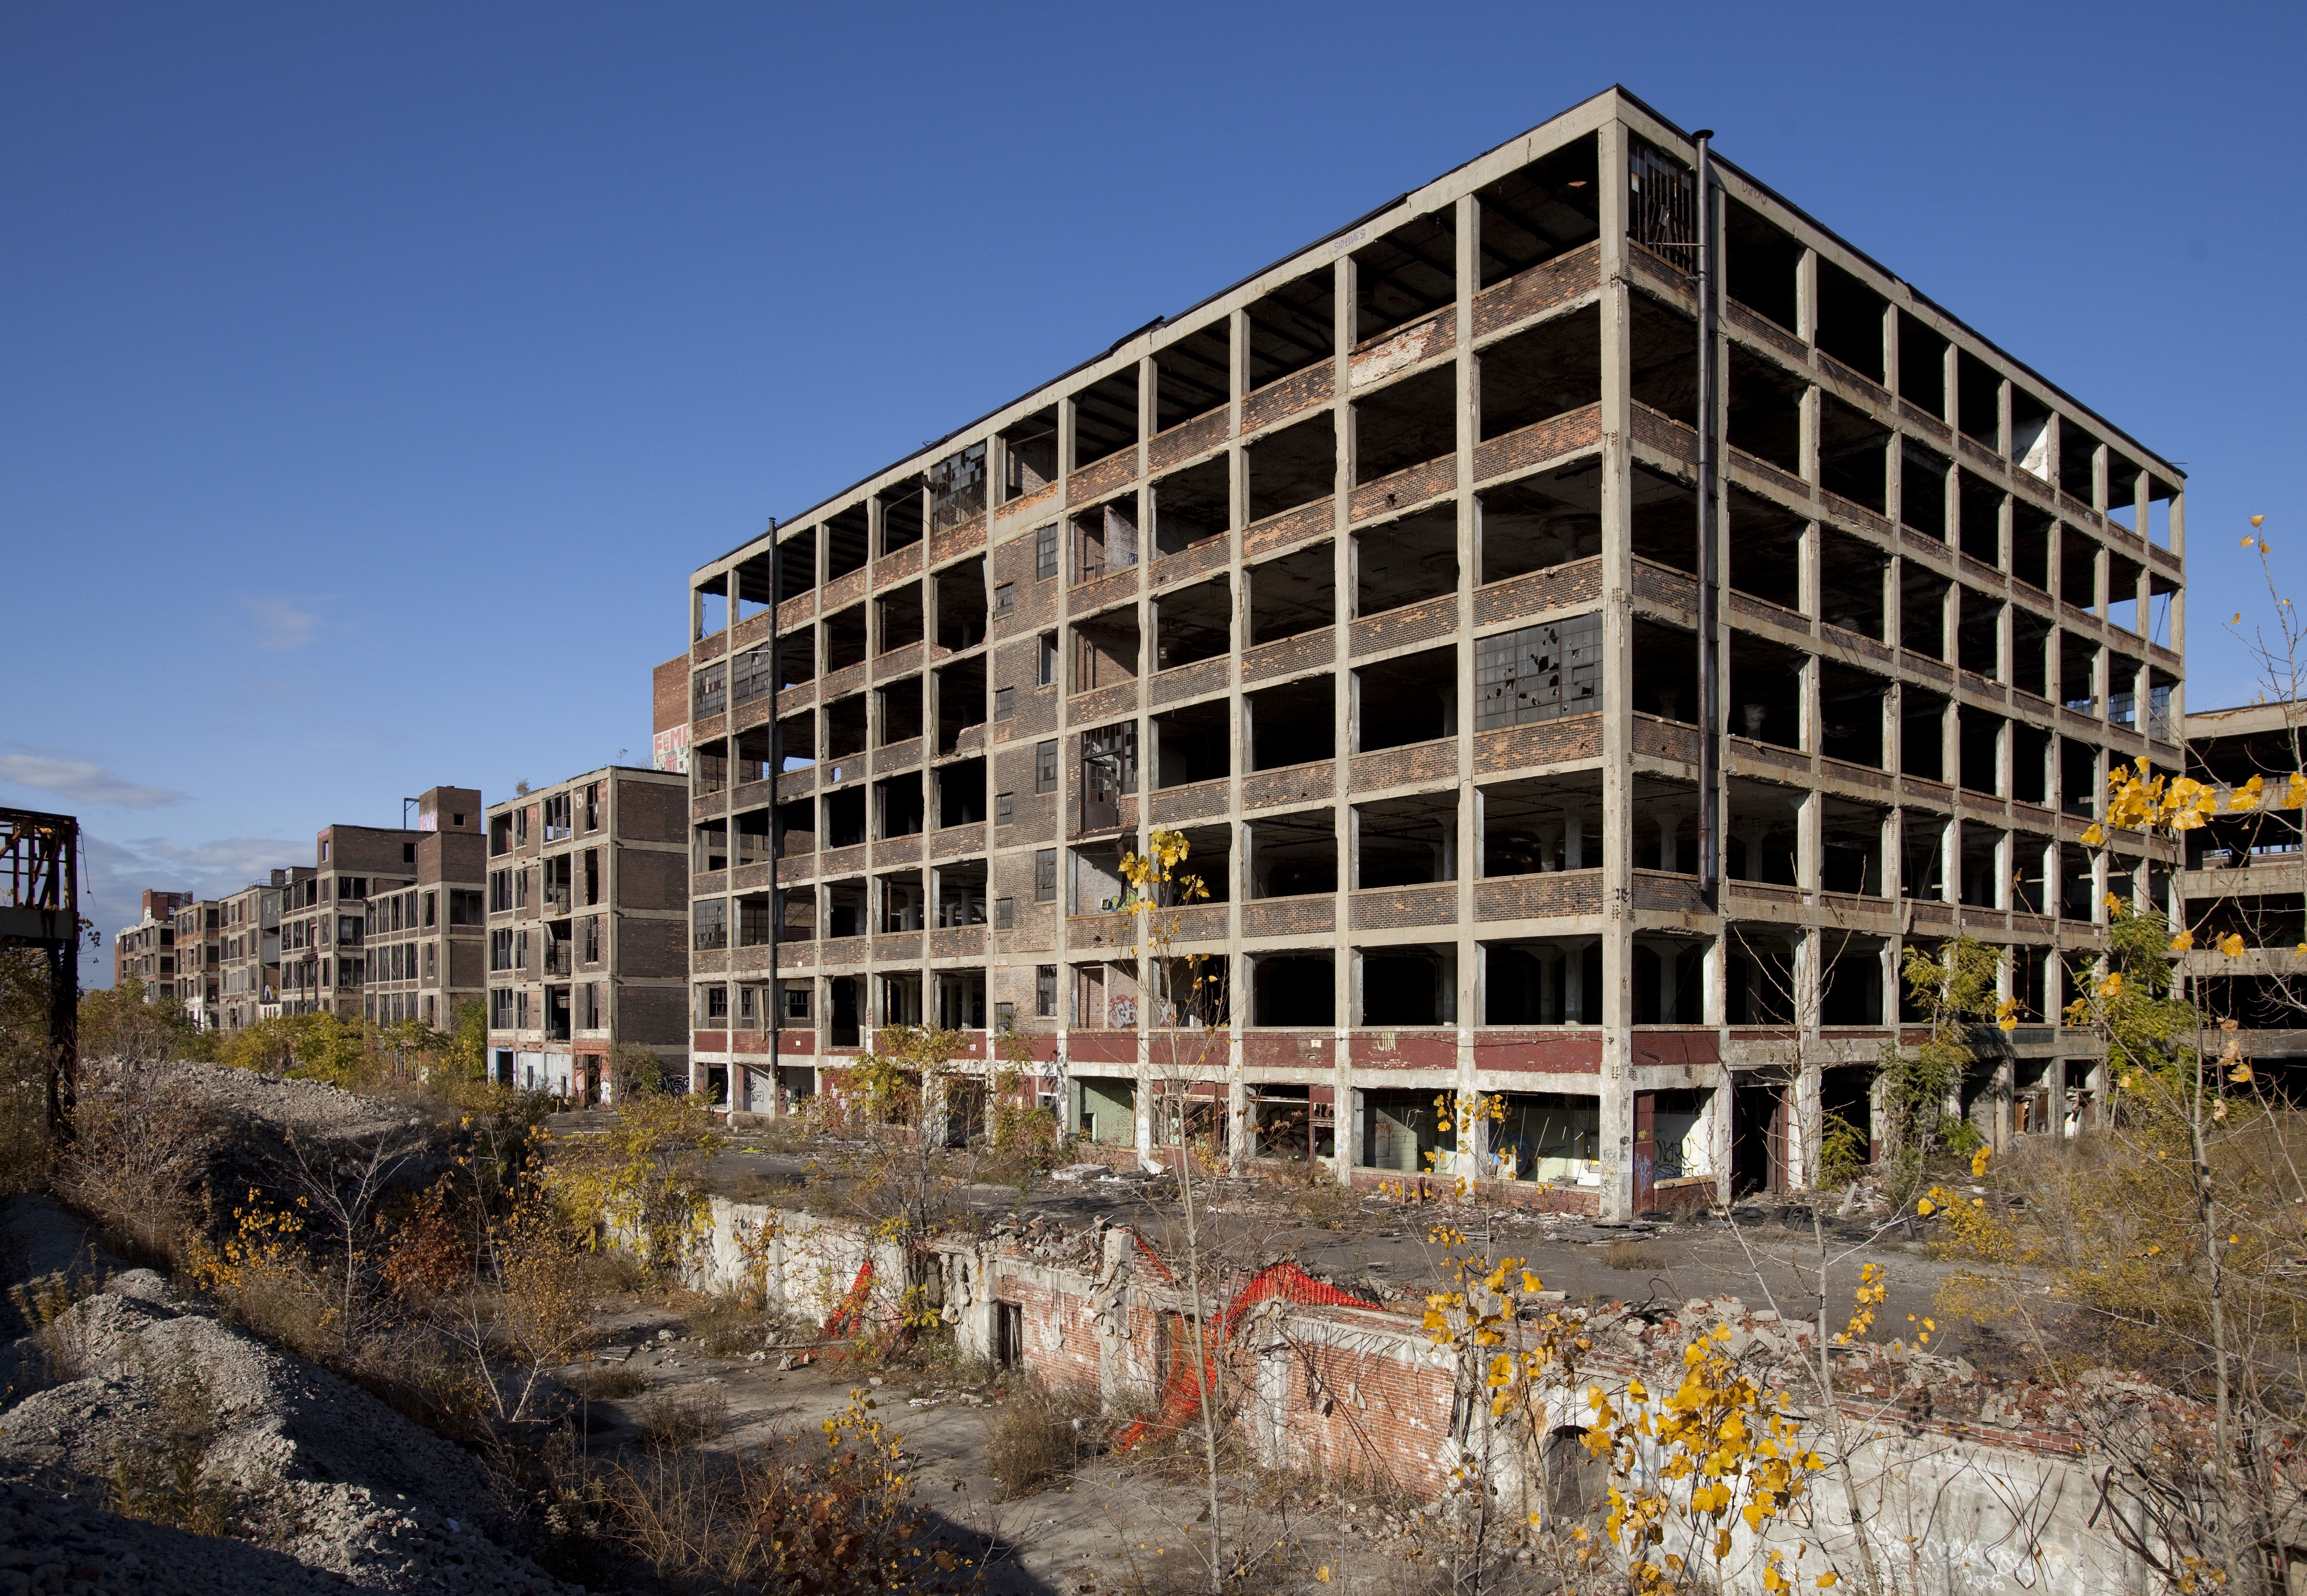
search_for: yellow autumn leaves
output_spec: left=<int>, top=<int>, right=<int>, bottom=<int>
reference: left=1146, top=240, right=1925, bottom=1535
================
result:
left=2080, top=764, right=2299, bottom=849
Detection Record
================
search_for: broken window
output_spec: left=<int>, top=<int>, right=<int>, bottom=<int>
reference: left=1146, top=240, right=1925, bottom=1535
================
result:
left=1630, top=463, right=1700, bottom=575
left=1478, top=460, right=1601, bottom=583
left=693, top=898, right=728, bottom=951
left=1814, top=257, right=1886, bottom=383
left=1474, top=134, right=1600, bottom=288
left=1071, top=607, right=1139, bottom=692
left=1631, top=620, right=1698, bottom=723
left=776, top=627, right=814, bottom=689
left=824, top=693, right=867, bottom=760
left=731, top=645, right=775, bottom=708
left=1001, top=408, right=1059, bottom=502
left=1360, top=944, right=1455, bottom=1027
left=1723, top=197, right=1799, bottom=334
left=1073, top=366, right=1139, bottom=470
left=995, top=791, right=1014, bottom=826
left=1475, top=613, right=1600, bottom=730
left=1357, top=363, right=1457, bottom=485
left=935, top=659, right=984, bottom=753
left=929, top=442, right=987, bottom=531
left=1152, top=455, right=1229, bottom=557
left=693, top=819, right=729, bottom=874
left=1071, top=499, right=1138, bottom=581
left=694, top=575, right=727, bottom=638
left=693, top=665, right=727, bottom=719
left=991, top=582, right=1013, bottom=619
left=1357, top=645, right=1456, bottom=752
left=1626, top=136, right=1695, bottom=271
left=1956, top=351, right=2002, bottom=452
left=1156, top=320, right=1230, bottom=434
left=1354, top=209, right=1456, bottom=344
left=1729, top=633, right=1805, bottom=749
left=735, top=808, right=772, bottom=868
left=1248, top=412, right=1336, bottom=523
left=1156, top=575, right=1230, bottom=670
left=1957, top=469, right=2003, bottom=566
left=1034, top=523, right=1059, bottom=580
left=1247, top=540, right=1334, bottom=643
left=1356, top=505, right=1456, bottom=615
left=2011, top=389, right=2054, bottom=482
left=1036, top=739, right=1059, bottom=794
left=1035, top=849, right=1057, bottom=903
left=1079, top=722, right=1137, bottom=832
left=1247, top=271, right=1334, bottom=391
left=1248, top=674, right=1334, bottom=770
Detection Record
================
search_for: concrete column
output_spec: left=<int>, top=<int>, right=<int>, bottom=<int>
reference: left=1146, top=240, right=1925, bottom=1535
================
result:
left=1596, top=117, right=1637, bottom=1220
left=1454, top=189, right=1482, bottom=1133
left=1330, top=250, right=1356, bottom=1185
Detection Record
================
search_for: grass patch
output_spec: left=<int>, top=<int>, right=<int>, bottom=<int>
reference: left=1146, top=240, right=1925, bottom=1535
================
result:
left=634, top=1386, right=731, bottom=1450
left=565, top=1363, right=649, bottom=1401
left=985, top=1377, right=1093, bottom=1499
left=1601, top=1240, right=1667, bottom=1271
left=682, top=1295, right=781, bottom=1357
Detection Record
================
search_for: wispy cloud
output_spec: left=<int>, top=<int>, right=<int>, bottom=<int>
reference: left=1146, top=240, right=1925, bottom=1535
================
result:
left=241, top=595, right=321, bottom=652
left=0, top=750, right=188, bottom=809
left=82, top=832, right=309, bottom=964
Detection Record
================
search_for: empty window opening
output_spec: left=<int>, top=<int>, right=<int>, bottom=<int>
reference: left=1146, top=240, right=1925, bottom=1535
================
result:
left=1071, top=607, right=1139, bottom=692
left=1956, top=352, right=2002, bottom=452
left=1631, top=620, right=1698, bottom=723
left=776, top=627, right=815, bottom=690
left=1632, top=938, right=1705, bottom=1024
left=1357, top=505, right=1457, bottom=616
left=1729, top=633, right=1804, bottom=750
left=930, top=443, right=987, bottom=532
left=876, top=772, right=925, bottom=839
left=1895, top=313, right=1948, bottom=417
left=1478, top=458, right=1601, bottom=583
left=1956, top=594, right=2001, bottom=678
left=824, top=504, right=870, bottom=581
left=1248, top=1083, right=1324, bottom=1162
left=1958, top=824, right=2004, bottom=907
left=1357, top=645, right=1457, bottom=752
left=1253, top=953, right=1334, bottom=1028
left=1249, top=674, right=1335, bottom=769
left=1475, top=612, right=1601, bottom=730
left=735, top=807, right=773, bottom=868
left=1355, top=210, right=1456, bottom=345
left=1725, top=776, right=1798, bottom=882
left=736, top=891, right=773, bottom=947
left=1893, top=817, right=1943, bottom=904
left=825, top=604, right=868, bottom=673
left=1728, top=484, right=1803, bottom=610
left=878, top=676, right=924, bottom=745
left=934, top=659, right=984, bottom=754
left=936, top=555, right=987, bottom=650
left=1248, top=412, right=1336, bottom=522
left=1625, top=295, right=1697, bottom=427
left=1072, top=498, right=1138, bottom=582
left=1726, top=344, right=1804, bottom=477
left=1357, top=363, right=1458, bottom=483
left=1628, top=463, right=1699, bottom=575
left=1078, top=721, right=1138, bottom=832
left=1817, top=526, right=1886, bottom=639
left=695, top=575, right=727, bottom=638
left=2002, top=608, right=2043, bottom=702
left=1156, top=321, right=1230, bottom=434
left=2146, top=474, right=2180, bottom=549
left=1484, top=303, right=1605, bottom=436
left=821, top=788, right=867, bottom=850
left=878, top=584, right=924, bottom=654
left=1495, top=1095, right=1605, bottom=1189
left=2060, top=738, right=2099, bottom=818
left=880, top=479, right=925, bottom=554
left=2104, top=449, right=2146, bottom=529
left=1247, top=271, right=1334, bottom=391
left=2059, top=425, right=2100, bottom=507
left=1818, top=661, right=1887, bottom=768
left=1818, top=395, right=1890, bottom=513
left=1250, top=808, right=1337, bottom=898
left=1154, top=952, right=1230, bottom=1029
left=1481, top=774, right=1602, bottom=877
left=2011, top=389, right=2053, bottom=482
left=1360, top=944, right=1455, bottom=1027
left=1814, top=258, right=1886, bottom=382
left=936, top=758, right=986, bottom=827
left=828, top=975, right=861, bottom=1046
left=936, top=859, right=987, bottom=927
left=2011, top=725, right=2050, bottom=805
left=777, top=528, right=816, bottom=601
left=733, top=550, right=776, bottom=622
left=1356, top=792, right=1457, bottom=887
left=1817, top=934, right=1884, bottom=1024
left=1152, top=454, right=1229, bottom=557
left=690, top=740, right=728, bottom=800
left=879, top=869, right=925, bottom=931
left=1485, top=940, right=1602, bottom=1025
left=1900, top=692, right=1948, bottom=783
left=2060, top=631, right=2099, bottom=714
left=1722, top=198, right=1800, bottom=333
left=1900, top=567, right=1948, bottom=660
left=1157, top=576, right=1231, bottom=670
left=2007, top=838, right=2048, bottom=915
left=1154, top=698, right=1230, bottom=789
left=1900, top=441, right=1949, bottom=541
left=778, top=885, right=815, bottom=940
left=1475, top=135, right=1600, bottom=288
left=694, top=818, right=729, bottom=875
left=2106, top=550, right=2145, bottom=634
left=1073, top=366, right=1139, bottom=471
left=825, top=694, right=868, bottom=761
left=2106, top=651, right=2142, bottom=729
left=1165, top=824, right=1231, bottom=905
left=1248, top=541, right=1335, bottom=644
left=1070, top=841, right=1126, bottom=916
left=777, top=797, right=814, bottom=857
left=1820, top=798, right=1887, bottom=895
left=1001, top=407, right=1059, bottom=503
left=2060, top=527, right=2099, bottom=610
left=1957, top=469, right=2003, bottom=566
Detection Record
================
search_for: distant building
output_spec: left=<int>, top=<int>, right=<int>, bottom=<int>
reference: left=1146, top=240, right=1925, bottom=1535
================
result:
left=169, top=896, right=222, bottom=1028
left=113, top=889, right=190, bottom=1001
left=278, top=787, right=482, bottom=1021
left=485, top=767, right=689, bottom=1100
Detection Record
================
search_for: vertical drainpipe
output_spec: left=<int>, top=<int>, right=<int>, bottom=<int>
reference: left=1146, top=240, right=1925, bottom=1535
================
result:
left=1694, top=132, right=1721, bottom=909
left=766, top=519, right=781, bottom=1116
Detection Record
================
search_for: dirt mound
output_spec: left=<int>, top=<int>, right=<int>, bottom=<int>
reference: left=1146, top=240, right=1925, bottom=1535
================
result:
left=168, top=1059, right=424, bottom=1144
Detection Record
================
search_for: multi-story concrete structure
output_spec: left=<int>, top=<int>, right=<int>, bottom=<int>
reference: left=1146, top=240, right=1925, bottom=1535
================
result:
left=484, top=767, right=688, bottom=1100
left=362, top=793, right=488, bottom=1032
left=279, top=787, right=481, bottom=1019
left=168, top=896, right=222, bottom=1028
left=682, top=88, right=2187, bottom=1215
left=114, top=889, right=190, bottom=999
left=217, top=871, right=305, bottom=1031
left=2180, top=702, right=2307, bottom=1095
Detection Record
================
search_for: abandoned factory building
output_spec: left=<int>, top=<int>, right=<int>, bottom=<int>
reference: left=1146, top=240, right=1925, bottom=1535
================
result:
left=674, top=87, right=2187, bottom=1218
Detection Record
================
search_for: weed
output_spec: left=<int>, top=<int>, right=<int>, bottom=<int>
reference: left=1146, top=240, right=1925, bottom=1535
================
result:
left=7, top=1268, right=106, bottom=1384
left=565, top=1363, right=649, bottom=1402
left=106, top=1353, right=258, bottom=1538
left=984, top=1376, right=1092, bottom=1499
left=634, top=1386, right=731, bottom=1450
left=683, top=1294, right=780, bottom=1357
left=1294, top=1180, right=1363, bottom=1231
left=1600, top=1239, right=1666, bottom=1271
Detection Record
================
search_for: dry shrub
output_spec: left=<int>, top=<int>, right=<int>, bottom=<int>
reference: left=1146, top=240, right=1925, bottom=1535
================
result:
left=52, top=1064, right=218, bottom=1266
left=565, top=1362, right=649, bottom=1402
left=1600, top=1239, right=1666, bottom=1271
left=7, top=1269, right=106, bottom=1385
left=684, top=1294, right=780, bottom=1357
left=985, top=1376, right=1092, bottom=1499
left=107, top=1353, right=265, bottom=1540
left=635, top=1386, right=732, bottom=1450
left=183, top=1190, right=340, bottom=1362
left=1295, top=1180, right=1363, bottom=1231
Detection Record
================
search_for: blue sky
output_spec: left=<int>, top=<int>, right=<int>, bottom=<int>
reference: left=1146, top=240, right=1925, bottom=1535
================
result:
left=5, top=2, right=2302, bottom=967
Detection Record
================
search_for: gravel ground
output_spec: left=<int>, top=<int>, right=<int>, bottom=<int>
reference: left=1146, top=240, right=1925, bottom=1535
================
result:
left=0, top=1201, right=570, bottom=1596
left=166, top=1060, right=424, bottom=1144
